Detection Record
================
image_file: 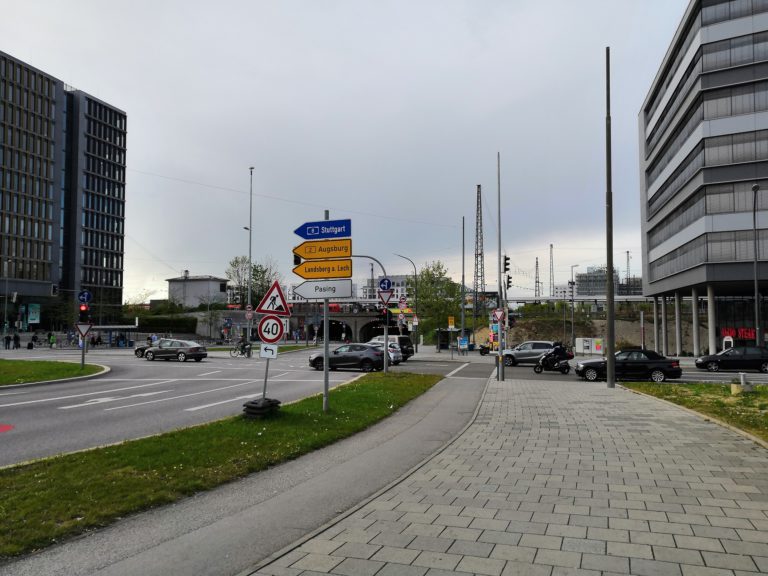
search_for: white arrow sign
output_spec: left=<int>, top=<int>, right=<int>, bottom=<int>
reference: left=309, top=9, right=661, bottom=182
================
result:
left=293, top=279, right=352, bottom=299
left=260, top=344, right=278, bottom=359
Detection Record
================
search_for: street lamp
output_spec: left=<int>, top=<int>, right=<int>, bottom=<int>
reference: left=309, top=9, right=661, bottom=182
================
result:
left=753, top=183, right=761, bottom=346
left=570, top=264, right=579, bottom=347
left=247, top=166, right=254, bottom=342
left=394, top=253, right=418, bottom=353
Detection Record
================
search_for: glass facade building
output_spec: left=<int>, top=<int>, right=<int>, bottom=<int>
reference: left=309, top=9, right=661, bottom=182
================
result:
left=0, top=50, right=126, bottom=327
left=640, top=0, right=768, bottom=353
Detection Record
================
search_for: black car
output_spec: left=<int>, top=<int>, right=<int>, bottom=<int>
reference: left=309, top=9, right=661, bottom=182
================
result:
left=695, top=346, right=768, bottom=373
left=144, top=339, right=207, bottom=362
left=575, top=349, right=682, bottom=382
left=134, top=338, right=173, bottom=358
left=309, top=343, right=384, bottom=372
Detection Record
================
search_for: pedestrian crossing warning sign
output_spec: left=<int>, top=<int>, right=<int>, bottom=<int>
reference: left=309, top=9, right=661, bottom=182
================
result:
left=255, top=280, right=291, bottom=317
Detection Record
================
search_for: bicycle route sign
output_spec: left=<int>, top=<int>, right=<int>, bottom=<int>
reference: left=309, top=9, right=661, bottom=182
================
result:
left=258, top=315, right=284, bottom=344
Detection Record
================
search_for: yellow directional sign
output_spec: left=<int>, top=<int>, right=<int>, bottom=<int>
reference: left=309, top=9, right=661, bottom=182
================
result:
left=293, top=259, right=353, bottom=279
left=293, top=239, right=352, bottom=260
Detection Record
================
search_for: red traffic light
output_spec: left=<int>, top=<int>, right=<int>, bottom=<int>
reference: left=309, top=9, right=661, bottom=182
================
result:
left=79, top=303, right=89, bottom=312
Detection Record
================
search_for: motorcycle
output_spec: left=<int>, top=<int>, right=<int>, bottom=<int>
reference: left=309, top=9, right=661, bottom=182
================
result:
left=479, top=344, right=490, bottom=356
left=533, top=350, right=571, bottom=374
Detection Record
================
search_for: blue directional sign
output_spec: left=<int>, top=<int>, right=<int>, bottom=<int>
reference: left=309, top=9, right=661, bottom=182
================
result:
left=294, top=219, right=351, bottom=240
left=78, top=290, right=92, bottom=304
left=379, top=277, right=392, bottom=291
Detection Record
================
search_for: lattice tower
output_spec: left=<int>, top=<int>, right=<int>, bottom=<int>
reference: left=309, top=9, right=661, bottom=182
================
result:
left=534, top=257, right=540, bottom=300
left=549, top=244, right=554, bottom=297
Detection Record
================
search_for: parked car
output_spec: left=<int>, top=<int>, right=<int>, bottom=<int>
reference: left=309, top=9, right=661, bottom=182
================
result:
left=371, top=342, right=403, bottom=365
left=695, top=346, right=768, bottom=373
left=144, top=339, right=207, bottom=362
left=309, top=343, right=384, bottom=372
left=366, top=335, right=415, bottom=361
left=575, top=349, right=682, bottom=382
left=134, top=338, right=173, bottom=358
left=502, top=340, right=555, bottom=366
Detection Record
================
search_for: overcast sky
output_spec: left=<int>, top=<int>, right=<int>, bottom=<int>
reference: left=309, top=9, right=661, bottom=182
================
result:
left=4, top=0, right=687, bottom=301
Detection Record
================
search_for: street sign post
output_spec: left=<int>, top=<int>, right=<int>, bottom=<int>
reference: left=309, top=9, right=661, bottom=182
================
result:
left=293, top=219, right=352, bottom=240
left=293, top=259, right=352, bottom=279
left=75, top=322, right=92, bottom=368
left=292, top=239, right=352, bottom=260
left=379, top=277, right=392, bottom=291
left=293, top=279, right=352, bottom=300
left=255, top=281, right=291, bottom=317
left=77, top=290, right=92, bottom=304
left=378, top=289, right=394, bottom=306
left=493, top=308, right=504, bottom=323
left=260, top=343, right=278, bottom=359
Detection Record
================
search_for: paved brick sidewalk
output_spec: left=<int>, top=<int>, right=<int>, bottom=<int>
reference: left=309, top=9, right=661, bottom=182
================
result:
left=249, top=379, right=768, bottom=576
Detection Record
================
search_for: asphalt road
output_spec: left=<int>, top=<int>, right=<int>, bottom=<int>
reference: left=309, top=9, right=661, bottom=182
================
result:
left=0, top=348, right=471, bottom=468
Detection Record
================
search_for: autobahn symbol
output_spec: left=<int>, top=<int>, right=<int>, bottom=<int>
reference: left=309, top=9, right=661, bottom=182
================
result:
left=258, top=315, right=284, bottom=344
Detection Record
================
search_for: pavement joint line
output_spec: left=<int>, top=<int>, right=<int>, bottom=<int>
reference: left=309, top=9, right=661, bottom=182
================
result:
left=239, top=371, right=495, bottom=576
left=445, top=363, right=470, bottom=378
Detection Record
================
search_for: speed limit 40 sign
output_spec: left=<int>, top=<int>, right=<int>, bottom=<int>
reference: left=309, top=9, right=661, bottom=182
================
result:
left=258, top=315, right=285, bottom=344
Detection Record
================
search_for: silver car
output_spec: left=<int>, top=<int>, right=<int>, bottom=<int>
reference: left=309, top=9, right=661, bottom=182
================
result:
left=502, top=340, right=555, bottom=366
left=373, top=342, right=402, bottom=365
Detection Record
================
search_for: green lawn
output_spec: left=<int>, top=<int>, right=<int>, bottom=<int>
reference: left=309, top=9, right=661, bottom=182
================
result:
left=623, top=381, right=768, bottom=443
left=0, top=359, right=103, bottom=386
left=0, top=371, right=441, bottom=558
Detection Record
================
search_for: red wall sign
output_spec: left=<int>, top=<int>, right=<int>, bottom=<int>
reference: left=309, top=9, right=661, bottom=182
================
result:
left=720, top=327, right=757, bottom=340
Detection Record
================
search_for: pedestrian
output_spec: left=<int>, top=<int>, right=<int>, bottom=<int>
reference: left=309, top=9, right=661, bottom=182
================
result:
left=13, top=333, right=20, bottom=350
left=151, top=333, right=158, bottom=344
left=3, top=334, right=10, bottom=350
left=49, top=332, right=56, bottom=348
left=146, top=335, right=152, bottom=346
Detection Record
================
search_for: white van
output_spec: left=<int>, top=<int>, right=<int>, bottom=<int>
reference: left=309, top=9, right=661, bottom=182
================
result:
left=366, top=335, right=414, bottom=360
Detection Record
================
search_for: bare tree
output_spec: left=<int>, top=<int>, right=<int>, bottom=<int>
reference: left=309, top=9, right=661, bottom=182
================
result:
left=225, top=256, right=250, bottom=305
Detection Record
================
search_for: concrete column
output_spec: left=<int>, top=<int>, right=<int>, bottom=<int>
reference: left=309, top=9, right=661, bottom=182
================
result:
left=661, top=296, right=669, bottom=356
left=707, top=284, right=717, bottom=354
left=653, top=297, right=659, bottom=352
left=691, top=286, right=700, bottom=357
left=674, top=292, right=682, bottom=356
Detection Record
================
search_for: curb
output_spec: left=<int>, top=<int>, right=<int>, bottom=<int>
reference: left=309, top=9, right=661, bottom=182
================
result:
left=0, top=363, right=110, bottom=390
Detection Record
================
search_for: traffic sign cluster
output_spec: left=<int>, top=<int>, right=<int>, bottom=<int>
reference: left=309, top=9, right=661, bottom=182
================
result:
left=292, top=219, right=353, bottom=297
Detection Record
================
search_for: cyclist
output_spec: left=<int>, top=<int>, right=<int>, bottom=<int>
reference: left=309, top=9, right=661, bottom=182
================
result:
left=237, top=335, right=250, bottom=357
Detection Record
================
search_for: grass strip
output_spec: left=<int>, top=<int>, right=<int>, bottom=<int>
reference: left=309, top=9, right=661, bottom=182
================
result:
left=0, top=359, right=102, bottom=386
left=0, top=371, right=441, bottom=558
left=623, top=381, right=768, bottom=443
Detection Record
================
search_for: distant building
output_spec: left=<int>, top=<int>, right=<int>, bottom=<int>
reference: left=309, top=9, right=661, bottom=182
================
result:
left=0, top=50, right=127, bottom=328
left=575, top=267, right=619, bottom=297
left=166, top=271, right=228, bottom=309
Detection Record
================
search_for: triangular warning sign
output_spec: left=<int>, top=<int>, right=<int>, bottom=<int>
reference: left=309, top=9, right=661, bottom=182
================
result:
left=255, top=281, right=291, bottom=317
left=378, top=289, right=394, bottom=305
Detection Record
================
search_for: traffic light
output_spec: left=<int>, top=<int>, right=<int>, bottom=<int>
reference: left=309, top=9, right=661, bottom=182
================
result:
left=78, top=303, right=89, bottom=322
left=506, top=275, right=511, bottom=290
left=503, top=255, right=510, bottom=274
left=51, top=284, right=59, bottom=296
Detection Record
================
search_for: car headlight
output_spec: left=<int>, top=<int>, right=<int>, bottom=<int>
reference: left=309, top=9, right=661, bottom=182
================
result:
left=576, top=363, right=583, bottom=369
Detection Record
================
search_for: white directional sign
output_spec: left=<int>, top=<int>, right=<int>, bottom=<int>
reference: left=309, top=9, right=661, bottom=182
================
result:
left=293, top=279, right=352, bottom=300
left=260, top=344, right=278, bottom=359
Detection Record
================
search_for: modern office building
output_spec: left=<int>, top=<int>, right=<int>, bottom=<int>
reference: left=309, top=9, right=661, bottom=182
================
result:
left=0, top=50, right=126, bottom=330
left=640, top=0, right=768, bottom=355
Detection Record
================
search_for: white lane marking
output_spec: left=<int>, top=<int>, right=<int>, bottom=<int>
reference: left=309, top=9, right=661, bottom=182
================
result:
left=445, top=363, right=470, bottom=378
left=185, top=394, right=261, bottom=412
left=0, top=380, right=178, bottom=408
left=197, top=371, right=221, bottom=377
left=271, top=372, right=290, bottom=378
left=103, top=380, right=261, bottom=411
left=59, top=390, right=172, bottom=409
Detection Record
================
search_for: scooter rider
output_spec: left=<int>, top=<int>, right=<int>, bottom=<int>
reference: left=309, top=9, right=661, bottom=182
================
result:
left=542, top=342, right=569, bottom=369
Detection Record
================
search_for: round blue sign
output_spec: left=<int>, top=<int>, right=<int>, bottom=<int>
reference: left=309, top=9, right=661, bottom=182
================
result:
left=78, top=290, right=93, bottom=304
left=379, top=277, right=392, bottom=291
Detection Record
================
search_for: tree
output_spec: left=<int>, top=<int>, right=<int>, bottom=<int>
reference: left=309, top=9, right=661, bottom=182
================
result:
left=225, top=256, right=250, bottom=306
left=407, top=261, right=462, bottom=344
left=225, top=255, right=283, bottom=308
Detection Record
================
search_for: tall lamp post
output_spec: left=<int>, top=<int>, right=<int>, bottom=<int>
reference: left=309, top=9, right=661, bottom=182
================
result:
left=754, top=183, right=761, bottom=346
left=394, top=253, right=418, bottom=353
left=247, top=166, right=254, bottom=342
left=570, top=264, right=579, bottom=347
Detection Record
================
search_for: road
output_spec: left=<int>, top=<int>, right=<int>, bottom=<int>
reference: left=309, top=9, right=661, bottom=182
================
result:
left=0, top=347, right=467, bottom=468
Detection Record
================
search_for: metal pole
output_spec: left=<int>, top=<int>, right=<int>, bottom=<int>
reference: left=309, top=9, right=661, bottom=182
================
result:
left=754, top=184, right=761, bottom=346
left=262, top=358, right=270, bottom=398
left=323, top=210, right=330, bottom=412
left=460, top=216, right=465, bottom=351
left=247, top=167, right=254, bottom=342
left=394, top=253, right=418, bottom=353
left=605, top=47, right=616, bottom=388
left=497, top=152, right=504, bottom=381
